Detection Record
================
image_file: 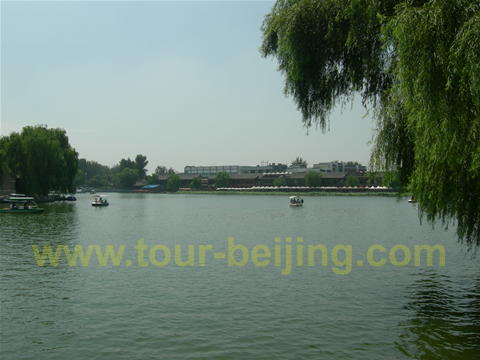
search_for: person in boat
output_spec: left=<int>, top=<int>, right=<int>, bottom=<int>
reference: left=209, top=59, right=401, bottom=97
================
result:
left=10, top=202, right=17, bottom=209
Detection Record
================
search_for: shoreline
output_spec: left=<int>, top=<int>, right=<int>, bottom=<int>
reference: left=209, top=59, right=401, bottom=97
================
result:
left=176, top=191, right=399, bottom=197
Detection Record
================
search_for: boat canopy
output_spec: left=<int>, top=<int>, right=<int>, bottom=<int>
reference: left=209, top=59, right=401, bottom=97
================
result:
left=142, top=185, right=160, bottom=189
left=9, top=197, right=35, bottom=201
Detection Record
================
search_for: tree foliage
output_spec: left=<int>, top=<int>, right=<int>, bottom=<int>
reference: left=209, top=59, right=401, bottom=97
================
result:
left=291, top=156, right=308, bottom=167
left=304, top=170, right=322, bottom=187
left=345, top=175, right=360, bottom=187
left=215, top=172, right=230, bottom=188
left=118, top=168, right=139, bottom=189
left=78, top=158, right=110, bottom=180
left=273, top=177, right=287, bottom=187
left=190, top=176, right=202, bottom=190
left=146, top=173, right=159, bottom=185
left=119, top=158, right=136, bottom=173
left=166, top=173, right=181, bottom=192
left=0, top=137, right=6, bottom=189
left=155, top=165, right=175, bottom=175
left=261, top=0, right=480, bottom=249
left=135, top=154, right=148, bottom=180
left=1, top=125, right=78, bottom=195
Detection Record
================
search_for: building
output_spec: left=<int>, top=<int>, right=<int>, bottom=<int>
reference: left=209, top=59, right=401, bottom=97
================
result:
left=344, top=164, right=368, bottom=174
left=184, top=163, right=288, bottom=176
left=313, top=161, right=345, bottom=173
left=240, top=163, right=287, bottom=174
left=184, top=165, right=240, bottom=176
left=229, top=174, right=258, bottom=188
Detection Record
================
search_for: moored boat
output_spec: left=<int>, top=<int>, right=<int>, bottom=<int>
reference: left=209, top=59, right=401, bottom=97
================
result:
left=65, top=194, right=77, bottom=201
left=0, top=197, right=45, bottom=213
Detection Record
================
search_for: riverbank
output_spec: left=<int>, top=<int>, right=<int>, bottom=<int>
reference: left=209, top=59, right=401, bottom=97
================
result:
left=177, top=191, right=399, bottom=197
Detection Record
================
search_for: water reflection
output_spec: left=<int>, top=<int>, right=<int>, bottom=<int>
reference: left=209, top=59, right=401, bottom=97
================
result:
left=396, top=270, right=480, bottom=359
left=0, top=201, right=84, bottom=358
left=1, top=202, right=78, bottom=242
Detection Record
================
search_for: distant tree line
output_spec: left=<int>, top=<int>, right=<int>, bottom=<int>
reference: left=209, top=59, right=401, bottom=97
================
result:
left=74, top=155, right=177, bottom=190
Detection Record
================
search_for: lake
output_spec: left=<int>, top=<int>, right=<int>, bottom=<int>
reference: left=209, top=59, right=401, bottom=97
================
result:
left=1, top=193, right=479, bottom=359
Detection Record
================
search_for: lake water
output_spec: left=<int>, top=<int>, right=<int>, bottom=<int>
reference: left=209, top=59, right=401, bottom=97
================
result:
left=1, top=193, right=479, bottom=359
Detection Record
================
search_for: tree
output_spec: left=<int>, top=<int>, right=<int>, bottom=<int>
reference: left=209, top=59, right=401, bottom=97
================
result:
left=109, top=164, right=121, bottom=176
left=215, top=172, right=230, bottom=188
left=261, top=0, right=480, bottom=249
left=118, top=168, right=139, bottom=190
left=291, top=156, right=308, bottom=167
left=166, top=173, right=181, bottom=192
left=345, top=161, right=360, bottom=166
left=345, top=175, right=360, bottom=187
left=119, top=158, right=136, bottom=173
left=155, top=165, right=175, bottom=175
left=190, top=176, right=202, bottom=190
left=73, top=169, right=85, bottom=187
left=146, top=173, right=159, bottom=185
left=0, top=137, right=7, bottom=190
left=89, top=174, right=104, bottom=188
left=155, top=166, right=167, bottom=175
left=273, top=177, right=286, bottom=187
left=304, top=170, right=322, bottom=187
left=135, top=154, right=148, bottom=180
left=1, top=125, right=78, bottom=195
left=78, top=159, right=110, bottom=180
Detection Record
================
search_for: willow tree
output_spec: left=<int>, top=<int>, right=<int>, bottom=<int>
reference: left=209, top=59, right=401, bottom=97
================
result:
left=1, top=125, right=78, bottom=195
left=118, top=168, right=139, bottom=189
left=261, top=0, right=480, bottom=249
left=0, top=137, right=6, bottom=188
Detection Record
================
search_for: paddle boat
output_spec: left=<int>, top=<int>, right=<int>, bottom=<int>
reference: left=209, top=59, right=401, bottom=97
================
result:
left=92, top=195, right=109, bottom=206
left=0, top=197, right=45, bottom=213
left=289, top=196, right=304, bottom=207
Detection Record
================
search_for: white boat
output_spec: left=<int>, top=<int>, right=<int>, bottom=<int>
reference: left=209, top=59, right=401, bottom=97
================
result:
left=92, top=195, right=109, bottom=207
left=289, top=196, right=303, bottom=207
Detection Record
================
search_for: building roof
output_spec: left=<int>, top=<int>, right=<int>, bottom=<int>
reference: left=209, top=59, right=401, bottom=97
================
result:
left=320, top=172, right=348, bottom=179
left=230, top=174, right=259, bottom=180
left=178, top=174, right=202, bottom=180
left=286, top=172, right=348, bottom=179
left=156, top=175, right=170, bottom=180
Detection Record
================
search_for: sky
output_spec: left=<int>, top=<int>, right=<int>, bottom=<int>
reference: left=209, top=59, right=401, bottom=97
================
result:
left=1, top=0, right=375, bottom=174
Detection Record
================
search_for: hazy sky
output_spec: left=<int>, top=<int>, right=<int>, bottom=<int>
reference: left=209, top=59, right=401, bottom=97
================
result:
left=1, top=0, right=375, bottom=173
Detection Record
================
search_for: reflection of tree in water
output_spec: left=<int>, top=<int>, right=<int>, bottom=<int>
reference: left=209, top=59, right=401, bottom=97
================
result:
left=396, top=270, right=480, bottom=359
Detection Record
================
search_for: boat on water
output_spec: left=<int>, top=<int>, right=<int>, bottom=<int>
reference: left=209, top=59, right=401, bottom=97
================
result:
left=65, top=194, right=77, bottom=201
left=0, top=197, right=45, bottom=213
left=289, top=196, right=303, bottom=207
left=92, top=195, right=109, bottom=207
left=90, top=189, right=96, bottom=194
left=408, top=196, right=417, bottom=203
